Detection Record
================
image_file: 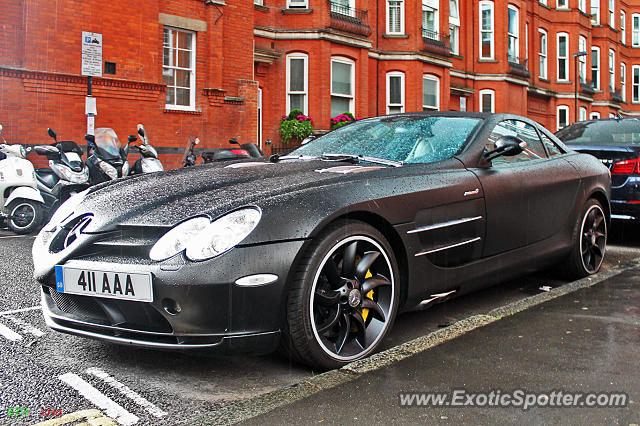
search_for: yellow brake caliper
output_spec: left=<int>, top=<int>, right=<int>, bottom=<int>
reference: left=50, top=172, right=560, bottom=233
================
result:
left=361, top=270, right=375, bottom=322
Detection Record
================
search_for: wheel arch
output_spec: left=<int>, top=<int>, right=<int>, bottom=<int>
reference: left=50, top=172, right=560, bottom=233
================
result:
left=587, top=189, right=610, bottom=227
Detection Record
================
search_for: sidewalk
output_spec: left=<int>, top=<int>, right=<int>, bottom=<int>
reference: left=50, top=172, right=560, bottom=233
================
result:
left=243, top=268, right=640, bottom=425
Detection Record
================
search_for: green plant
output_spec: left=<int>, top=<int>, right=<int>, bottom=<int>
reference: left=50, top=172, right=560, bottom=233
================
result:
left=330, top=112, right=360, bottom=131
left=279, top=111, right=314, bottom=145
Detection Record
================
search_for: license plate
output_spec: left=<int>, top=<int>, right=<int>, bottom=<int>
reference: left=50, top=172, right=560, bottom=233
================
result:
left=55, top=265, right=153, bottom=302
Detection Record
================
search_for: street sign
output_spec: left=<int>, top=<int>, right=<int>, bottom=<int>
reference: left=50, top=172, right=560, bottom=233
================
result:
left=81, top=32, right=102, bottom=77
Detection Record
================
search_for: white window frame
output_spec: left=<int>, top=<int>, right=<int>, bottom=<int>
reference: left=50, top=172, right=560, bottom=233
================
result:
left=609, top=49, right=615, bottom=92
left=592, top=46, right=600, bottom=90
left=387, top=0, right=405, bottom=35
left=163, top=27, right=196, bottom=111
left=479, top=1, right=495, bottom=60
left=590, top=111, right=601, bottom=119
left=331, top=56, right=356, bottom=115
left=507, top=5, right=519, bottom=63
left=633, top=14, right=640, bottom=47
left=331, top=0, right=356, bottom=16
left=422, top=0, right=439, bottom=39
left=386, top=72, right=405, bottom=114
left=621, top=62, right=627, bottom=101
left=422, top=74, right=440, bottom=111
left=579, top=35, right=587, bottom=83
left=287, top=0, right=308, bottom=8
left=538, top=29, right=548, bottom=80
left=633, top=65, right=640, bottom=103
left=557, top=33, right=569, bottom=82
left=557, top=0, right=568, bottom=9
left=286, top=53, right=308, bottom=115
left=591, top=0, right=600, bottom=24
left=579, top=107, right=587, bottom=121
left=557, top=105, right=569, bottom=130
left=254, top=0, right=263, bottom=5
left=479, top=89, right=495, bottom=113
left=621, top=11, right=626, bottom=44
left=449, top=0, right=460, bottom=55
left=539, top=0, right=547, bottom=5
left=579, top=0, right=587, bottom=13
left=609, top=0, right=615, bottom=28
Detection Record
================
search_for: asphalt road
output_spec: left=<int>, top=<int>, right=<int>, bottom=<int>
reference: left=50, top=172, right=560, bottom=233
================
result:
left=0, top=222, right=639, bottom=425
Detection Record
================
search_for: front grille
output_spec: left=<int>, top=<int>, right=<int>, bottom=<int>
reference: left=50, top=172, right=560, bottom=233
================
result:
left=48, top=286, right=106, bottom=321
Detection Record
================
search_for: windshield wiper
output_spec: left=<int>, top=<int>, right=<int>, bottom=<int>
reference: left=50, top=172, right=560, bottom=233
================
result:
left=269, top=154, right=320, bottom=163
left=321, top=153, right=403, bottom=167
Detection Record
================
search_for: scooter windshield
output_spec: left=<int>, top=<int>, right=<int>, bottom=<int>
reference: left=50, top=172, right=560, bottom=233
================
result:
left=93, top=128, right=122, bottom=160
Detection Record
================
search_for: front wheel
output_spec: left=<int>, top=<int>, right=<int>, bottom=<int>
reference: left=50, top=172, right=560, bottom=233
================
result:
left=562, top=198, right=607, bottom=279
left=8, top=198, right=43, bottom=234
left=282, top=221, right=399, bottom=370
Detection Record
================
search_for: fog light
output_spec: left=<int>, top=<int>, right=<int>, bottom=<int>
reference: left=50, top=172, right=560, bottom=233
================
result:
left=162, top=298, right=181, bottom=315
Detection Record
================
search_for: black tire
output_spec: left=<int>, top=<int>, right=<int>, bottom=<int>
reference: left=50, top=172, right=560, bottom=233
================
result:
left=562, top=198, right=607, bottom=280
left=8, top=198, right=43, bottom=234
left=282, top=220, right=399, bottom=370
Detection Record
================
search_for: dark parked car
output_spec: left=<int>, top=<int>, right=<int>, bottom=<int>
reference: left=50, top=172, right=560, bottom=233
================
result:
left=33, top=112, right=610, bottom=370
left=556, top=117, right=640, bottom=221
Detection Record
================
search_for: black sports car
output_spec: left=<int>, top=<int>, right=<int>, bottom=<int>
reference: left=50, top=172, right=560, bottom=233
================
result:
left=33, top=112, right=610, bottom=369
left=556, top=117, right=640, bottom=221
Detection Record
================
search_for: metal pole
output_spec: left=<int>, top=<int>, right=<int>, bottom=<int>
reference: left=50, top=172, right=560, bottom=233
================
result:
left=87, top=76, right=92, bottom=96
left=574, top=55, right=578, bottom=123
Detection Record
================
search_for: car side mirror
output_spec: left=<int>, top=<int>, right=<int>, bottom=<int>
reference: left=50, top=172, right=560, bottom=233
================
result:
left=128, top=135, right=138, bottom=144
left=85, top=134, right=95, bottom=143
left=48, top=128, right=57, bottom=141
left=483, top=135, right=525, bottom=162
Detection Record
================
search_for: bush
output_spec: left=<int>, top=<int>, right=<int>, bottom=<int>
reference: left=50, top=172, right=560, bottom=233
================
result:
left=330, top=112, right=360, bottom=131
left=279, top=111, right=314, bottom=145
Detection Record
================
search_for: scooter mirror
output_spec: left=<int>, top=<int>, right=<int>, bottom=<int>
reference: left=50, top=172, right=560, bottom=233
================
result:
left=229, top=138, right=239, bottom=145
left=85, top=134, right=95, bottom=143
left=0, top=124, right=3, bottom=133
left=48, top=128, right=57, bottom=141
left=128, top=135, right=138, bottom=144
left=137, top=128, right=145, bottom=138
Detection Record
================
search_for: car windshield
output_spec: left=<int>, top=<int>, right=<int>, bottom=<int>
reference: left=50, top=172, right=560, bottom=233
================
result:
left=289, top=115, right=482, bottom=164
left=556, top=119, right=640, bottom=146
left=94, top=128, right=122, bottom=159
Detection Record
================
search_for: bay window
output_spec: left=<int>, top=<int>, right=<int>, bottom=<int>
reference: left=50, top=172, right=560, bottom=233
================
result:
left=539, top=29, right=547, bottom=80
left=423, top=75, right=440, bottom=111
left=508, top=5, right=519, bottom=63
left=449, top=0, right=460, bottom=55
left=557, top=105, right=569, bottom=130
left=479, top=89, right=495, bottom=113
left=163, top=27, right=196, bottom=110
left=479, top=2, right=494, bottom=59
left=387, top=0, right=405, bottom=34
left=422, top=0, right=439, bottom=40
left=286, top=53, right=308, bottom=114
left=557, top=33, right=569, bottom=82
left=386, top=72, right=405, bottom=114
left=331, top=57, right=355, bottom=116
left=592, top=47, right=600, bottom=89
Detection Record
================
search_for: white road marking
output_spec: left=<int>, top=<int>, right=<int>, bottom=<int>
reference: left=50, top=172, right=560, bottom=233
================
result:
left=0, top=321, right=22, bottom=341
left=86, top=367, right=168, bottom=418
left=0, top=305, right=41, bottom=315
left=59, top=373, right=139, bottom=426
left=2, top=314, right=44, bottom=337
left=0, top=235, right=35, bottom=239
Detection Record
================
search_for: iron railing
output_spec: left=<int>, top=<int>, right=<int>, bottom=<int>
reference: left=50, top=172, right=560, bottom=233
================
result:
left=421, top=28, right=450, bottom=56
left=508, top=58, right=530, bottom=78
left=328, top=1, right=372, bottom=36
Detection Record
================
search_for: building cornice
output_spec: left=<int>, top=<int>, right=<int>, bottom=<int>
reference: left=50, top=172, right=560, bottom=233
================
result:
left=254, top=27, right=372, bottom=49
left=592, top=100, right=622, bottom=109
left=450, top=69, right=529, bottom=87
left=368, top=51, right=452, bottom=68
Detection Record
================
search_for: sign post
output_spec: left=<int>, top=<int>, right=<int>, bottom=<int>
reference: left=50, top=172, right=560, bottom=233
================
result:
left=81, top=32, right=102, bottom=135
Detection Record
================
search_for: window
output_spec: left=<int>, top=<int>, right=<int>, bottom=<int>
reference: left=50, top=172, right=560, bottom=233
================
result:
left=590, top=112, right=600, bottom=119
left=386, top=72, right=405, bottom=114
left=487, top=120, right=547, bottom=165
left=331, top=57, right=355, bottom=116
left=287, top=0, right=308, bottom=8
left=539, top=0, right=547, bottom=5
left=621, top=11, right=626, bottom=44
left=479, top=1, right=494, bottom=59
left=507, top=5, right=519, bottom=63
left=592, top=47, right=600, bottom=89
left=479, top=89, right=495, bottom=113
left=557, top=33, right=569, bottom=81
left=331, top=0, right=355, bottom=16
left=621, top=62, right=627, bottom=101
left=579, top=36, right=587, bottom=83
left=541, top=133, right=563, bottom=156
left=286, top=53, right=308, bottom=115
left=633, top=65, right=640, bottom=103
left=633, top=14, right=640, bottom=47
left=557, top=0, right=567, bottom=8
left=423, top=75, right=440, bottom=111
left=539, top=29, right=547, bottom=80
left=591, top=0, right=600, bottom=24
left=387, top=0, right=405, bottom=34
left=163, top=27, right=196, bottom=110
left=525, top=23, right=529, bottom=60
left=579, top=0, right=586, bottom=13
left=557, top=105, right=569, bottom=130
left=422, top=0, right=439, bottom=39
left=579, top=107, right=587, bottom=121
left=609, top=0, right=615, bottom=27
left=254, top=0, right=263, bottom=4
left=449, top=0, right=460, bottom=55
left=609, top=49, right=615, bottom=92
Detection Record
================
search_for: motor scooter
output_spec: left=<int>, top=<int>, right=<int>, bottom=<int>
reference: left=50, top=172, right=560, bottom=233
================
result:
left=200, top=138, right=263, bottom=163
left=32, top=128, right=90, bottom=223
left=182, top=136, right=200, bottom=167
left=85, top=128, right=131, bottom=185
left=0, top=124, right=46, bottom=233
left=128, top=124, right=164, bottom=175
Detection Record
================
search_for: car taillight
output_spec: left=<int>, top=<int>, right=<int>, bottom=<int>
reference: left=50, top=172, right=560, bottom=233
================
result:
left=611, top=156, right=640, bottom=174
left=230, top=149, right=249, bottom=156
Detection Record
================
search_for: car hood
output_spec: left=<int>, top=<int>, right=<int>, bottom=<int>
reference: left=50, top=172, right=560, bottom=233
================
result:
left=74, top=160, right=396, bottom=232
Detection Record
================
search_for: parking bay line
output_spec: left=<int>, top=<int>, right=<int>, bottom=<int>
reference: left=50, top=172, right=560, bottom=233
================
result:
left=0, top=321, right=21, bottom=341
left=0, top=306, right=41, bottom=315
left=86, top=367, right=168, bottom=418
left=1, top=314, right=44, bottom=337
left=59, top=373, right=139, bottom=426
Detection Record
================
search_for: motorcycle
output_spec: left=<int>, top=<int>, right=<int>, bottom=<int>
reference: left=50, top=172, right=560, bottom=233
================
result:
left=0, top=124, right=46, bottom=233
left=128, top=124, right=164, bottom=175
left=182, top=136, right=200, bottom=167
left=85, top=128, right=132, bottom=185
left=32, top=128, right=90, bottom=226
left=200, top=138, right=263, bottom=163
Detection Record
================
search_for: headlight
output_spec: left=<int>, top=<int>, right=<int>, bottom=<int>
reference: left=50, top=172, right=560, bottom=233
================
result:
left=98, top=160, right=118, bottom=180
left=149, top=208, right=262, bottom=262
left=19, top=145, right=26, bottom=158
left=50, top=162, right=89, bottom=184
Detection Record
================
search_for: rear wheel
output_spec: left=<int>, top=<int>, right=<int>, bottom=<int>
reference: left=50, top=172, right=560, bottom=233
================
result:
left=563, top=199, right=607, bottom=279
left=8, top=198, right=43, bottom=234
left=282, top=221, right=399, bottom=370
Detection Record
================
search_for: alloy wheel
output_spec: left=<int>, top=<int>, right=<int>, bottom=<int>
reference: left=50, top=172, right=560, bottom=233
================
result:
left=11, top=202, right=36, bottom=229
left=580, top=204, right=606, bottom=274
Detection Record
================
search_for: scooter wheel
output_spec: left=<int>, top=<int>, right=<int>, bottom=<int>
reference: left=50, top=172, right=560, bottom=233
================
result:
left=8, top=198, right=43, bottom=234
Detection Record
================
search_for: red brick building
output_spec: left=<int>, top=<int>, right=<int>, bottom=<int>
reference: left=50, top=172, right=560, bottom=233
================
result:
left=2, top=0, right=640, bottom=166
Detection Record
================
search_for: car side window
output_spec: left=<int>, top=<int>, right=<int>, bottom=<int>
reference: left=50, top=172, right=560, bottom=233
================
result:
left=486, top=120, right=547, bottom=165
left=540, top=134, right=563, bottom=156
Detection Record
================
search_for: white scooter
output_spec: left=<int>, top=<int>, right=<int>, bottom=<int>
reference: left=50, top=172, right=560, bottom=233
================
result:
left=0, top=124, right=45, bottom=234
left=128, top=124, right=164, bottom=175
